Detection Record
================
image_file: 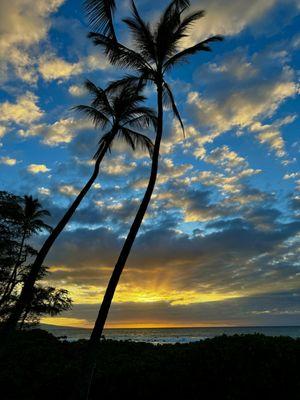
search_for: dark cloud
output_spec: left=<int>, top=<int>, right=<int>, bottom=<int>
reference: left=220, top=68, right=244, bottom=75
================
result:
left=45, top=215, right=300, bottom=301
left=63, top=289, right=300, bottom=326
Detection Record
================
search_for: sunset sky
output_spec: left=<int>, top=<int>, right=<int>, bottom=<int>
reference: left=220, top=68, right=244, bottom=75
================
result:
left=0, top=0, right=300, bottom=328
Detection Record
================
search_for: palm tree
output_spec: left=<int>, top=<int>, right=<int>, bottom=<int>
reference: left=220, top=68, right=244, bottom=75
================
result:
left=86, top=0, right=223, bottom=343
left=3, top=80, right=156, bottom=333
left=0, top=195, right=51, bottom=309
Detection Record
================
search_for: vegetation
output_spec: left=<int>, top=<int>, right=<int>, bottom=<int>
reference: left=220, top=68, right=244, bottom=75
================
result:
left=0, top=191, right=71, bottom=328
left=0, top=329, right=299, bottom=399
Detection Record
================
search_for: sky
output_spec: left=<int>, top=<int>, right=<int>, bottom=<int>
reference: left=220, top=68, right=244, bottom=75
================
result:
left=0, top=0, right=300, bottom=328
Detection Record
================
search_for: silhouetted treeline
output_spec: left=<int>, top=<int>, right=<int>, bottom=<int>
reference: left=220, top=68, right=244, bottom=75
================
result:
left=0, top=330, right=299, bottom=400
left=0, top=191, right=72, bottom=328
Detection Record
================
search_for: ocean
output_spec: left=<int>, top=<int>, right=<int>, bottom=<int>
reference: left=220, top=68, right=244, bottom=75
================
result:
left=42, top=325, right=300, bottom=344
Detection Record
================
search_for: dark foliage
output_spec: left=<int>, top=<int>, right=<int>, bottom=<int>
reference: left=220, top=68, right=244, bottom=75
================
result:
left=0, top=192, right=72, bottom=327
left=0, top=330, right=299, bottom=400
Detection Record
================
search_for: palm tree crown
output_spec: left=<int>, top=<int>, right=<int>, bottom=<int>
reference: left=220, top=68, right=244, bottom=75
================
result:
left=19, top=195, right=52, bottom=236
left=87, top=0, right=223, bottom=132
left=74, top=80, right=156, bottom=159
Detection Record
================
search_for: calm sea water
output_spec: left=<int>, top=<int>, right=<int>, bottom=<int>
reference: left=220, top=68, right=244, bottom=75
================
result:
left=42, top=325, right=300, bottom=344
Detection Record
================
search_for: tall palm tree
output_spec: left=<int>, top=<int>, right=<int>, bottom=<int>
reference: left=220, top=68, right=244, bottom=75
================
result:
left=86, top=0, right=223, bottom=343
left=3, top=81, right=156, bottom=333
left=0, top=195, right=51, bottom=309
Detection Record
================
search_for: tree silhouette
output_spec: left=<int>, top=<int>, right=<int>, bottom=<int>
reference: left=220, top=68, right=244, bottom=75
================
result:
left=3, top=81, right=156, bottom=333
left=0, top=192, right=72, bottom=327
left=86, top=0, right=223, bottom=342
left=0, top=195, right=51, bottom=309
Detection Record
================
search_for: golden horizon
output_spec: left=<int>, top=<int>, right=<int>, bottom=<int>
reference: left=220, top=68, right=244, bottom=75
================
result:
left=41, top=317, right=240, bottom=329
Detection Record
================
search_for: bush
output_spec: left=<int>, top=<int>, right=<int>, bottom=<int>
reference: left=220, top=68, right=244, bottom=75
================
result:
left=0, top=330, right=299, bottom=399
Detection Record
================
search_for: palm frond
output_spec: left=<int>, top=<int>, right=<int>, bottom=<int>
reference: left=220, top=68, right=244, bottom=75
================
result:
left=174, top=0, right=190, bottom=10
left=88, top=32, right=149, bottom=71
left=155, top=0, right=186, bottom=64
left=84, top=0, right=116, bottom=39
left=119, top=128, right=154, bottom=158
left=106, top=75, right=140, bottom=93
left=84, top=79, right=113, bottom=115
left=172, top=10, right=205, bottom=45
left=163, top=81, right=184, bottom=135
left=33, top=209, right=51, bottom=218
left=31, top=219, right=52, bottom=232
left=163, top=35, right=224, bottom=71
left=73, top=105, right=111, bottom=129
left=107, top=72, right=155, bottom=95
left=123, top=108, right=157, bottom=130
left=123, top=1, right=156, bottom=64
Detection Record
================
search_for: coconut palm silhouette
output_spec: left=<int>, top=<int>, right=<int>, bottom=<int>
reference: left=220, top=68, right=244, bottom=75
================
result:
left=86, top=0, right=223, bottom=342
left=3, top=80, right=156, bottom=332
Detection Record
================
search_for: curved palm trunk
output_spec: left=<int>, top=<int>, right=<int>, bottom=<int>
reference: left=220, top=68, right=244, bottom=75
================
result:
left=89, top=82, right=163, bottom=343
left=3, top=144, right=109, bottom=333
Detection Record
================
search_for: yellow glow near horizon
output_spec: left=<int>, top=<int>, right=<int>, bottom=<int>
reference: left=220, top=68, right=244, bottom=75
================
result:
left=44, top=264, right=300, bottom=329
left=41, top=316, right=234, bottom=329
left=41, top=317, right=91, bottom=329
left=46, top=282, right=243, bottom=306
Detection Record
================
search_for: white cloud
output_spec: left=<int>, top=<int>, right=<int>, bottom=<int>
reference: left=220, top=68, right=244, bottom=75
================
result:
left=0, top=0, right=64, bottom=82
left=0, top=126, right=7, bottom=138
left=0, top=156, right=17, bottom=166
left=38, top=57, right=82, bottom=81
left=284, top=172, right=300, bottom=180
left=102, top=156, right=137, bottom=175
left=204, top=145, right=248, bottom=172
left=27, top=163, right=50, bottom=174
left=19, top=117, right=93, bottom=146
left=187, top=49, right=299, bottom=158
left=38, top=187, right=51, bottom=195
left=38, top=53, right=109, bottom=82
left=68, top=84, right=86, bottom=97
left=59, top=185, right=79, bottom=196
left=0, top=92, right=43, bottom=126
left=182, top=0, right=299, bottom=46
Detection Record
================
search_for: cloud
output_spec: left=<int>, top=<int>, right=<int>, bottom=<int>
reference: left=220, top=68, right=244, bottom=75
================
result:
left=43, top=215, right=300, bottom=310
left=102, top=156, right=137, bottom=176
left=52, top=289, right=300, bottom=327
left=38, top=53, right=110, bottom=81
left=27, top=163, right=50, bottom=174
left=38, top=57, right=82, bottom=81
left=284, top=172, right=300, bottom=180
left=59, top=184, right=80, bottom=197
left=0, top=92, right=43, bottom=126
left=68, top=84, right=86, bottom=97
left=187, top=49, right=299, bottom=158
left=182, top=0, right=299, bottom=46
left=0, top=127, right=7, bottom=138
left=38, top=187, right=51, bottom=196
left=0, top=156, right=17, bottom=166
left=0, top=0, right=64, bottom=82
left=0, top=0, right=64, bottom=53
left=18, top=117, right=93, bottom=146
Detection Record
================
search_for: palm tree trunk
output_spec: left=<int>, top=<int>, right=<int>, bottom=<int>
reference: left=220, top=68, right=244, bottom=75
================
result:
left=2, top=144, right=109, bottom=333
left=89, top=82, right=164, bottom=343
